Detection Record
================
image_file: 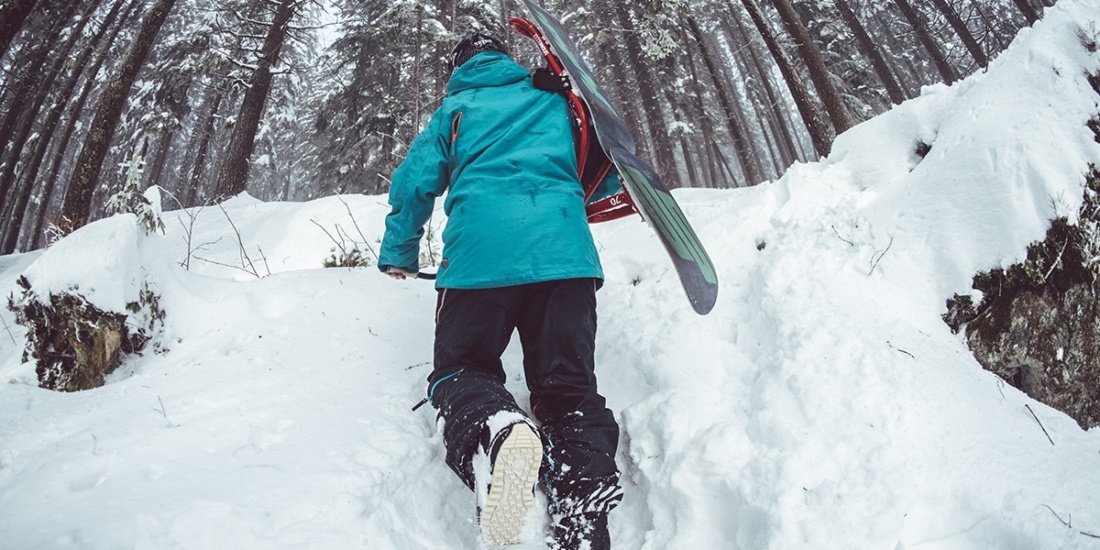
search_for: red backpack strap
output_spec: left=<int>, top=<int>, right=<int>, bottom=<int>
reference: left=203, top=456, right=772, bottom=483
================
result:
left=510, top=16, right=634, bottom=223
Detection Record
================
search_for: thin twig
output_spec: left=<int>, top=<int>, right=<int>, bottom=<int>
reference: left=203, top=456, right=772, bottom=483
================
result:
left=255, top=246, right=271, bottom=277
left=1042, top=505, right=1100, bottom=540
left=1041, top=239, right=1070, bottom=283
left=1, top=315, right=17, bottom=346
left=337, top=196, right=379, bottom=261
left=1026, top=404, right=1055, bottom=446
left=159, top=189, right=211, bottom=271
left=192, top=255, right=265, bottom=277
left=868, top=236, right=895, bottom=275
left=1043, top=504, right=1071, bottom=528
left=335, top=225, right=356, bottom=249
left=831, top=225, right=855, bottom=246
left=404, top=361, right=431, bottom=371
left=216, top=203, right=261, bottom=278
left=886, top=340, right=914, bottom=359
left=174, top=205, right=209, bottom=270
left=311, top=219, right=348, bottom=257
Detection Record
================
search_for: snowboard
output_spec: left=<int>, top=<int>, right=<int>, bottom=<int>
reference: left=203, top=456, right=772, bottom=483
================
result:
left=513, top=0, right=719, bottom=315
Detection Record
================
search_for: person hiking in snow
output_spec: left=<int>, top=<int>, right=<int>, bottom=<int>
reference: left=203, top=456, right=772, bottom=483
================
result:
left=378, top=33, right=622, bottom=549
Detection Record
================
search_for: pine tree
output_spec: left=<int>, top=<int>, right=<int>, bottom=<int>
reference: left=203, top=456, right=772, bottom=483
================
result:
left=929, top=0, right=988, bottom=69
left=213, top=0, right=304, bottom=200
left=737, top=0, right=833, bottom=157
left=0, top=0, right=111, bottom=253
left=833, top=0, right=908, bottom=105
left=26, top=0, right=144, bottom=250
left=770, top=0, right=854, bottom=135
left=893, top=0, right=958, bottom=85
left=60, top=0, right=178, bottom=230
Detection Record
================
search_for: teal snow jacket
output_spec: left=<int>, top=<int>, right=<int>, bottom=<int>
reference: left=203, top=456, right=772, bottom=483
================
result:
left=380, top=51, right=612, bottom=288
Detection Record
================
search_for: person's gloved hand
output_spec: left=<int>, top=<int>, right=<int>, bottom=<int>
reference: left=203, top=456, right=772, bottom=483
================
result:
left=384, top=266, right=418, bottom=280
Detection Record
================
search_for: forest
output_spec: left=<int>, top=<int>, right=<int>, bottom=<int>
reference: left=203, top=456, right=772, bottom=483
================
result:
left=0, top=0, right=1050, bottom=255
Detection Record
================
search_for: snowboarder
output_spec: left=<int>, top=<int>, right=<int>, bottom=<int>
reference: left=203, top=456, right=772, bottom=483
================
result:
left=378, top=33, right=623, bottom=549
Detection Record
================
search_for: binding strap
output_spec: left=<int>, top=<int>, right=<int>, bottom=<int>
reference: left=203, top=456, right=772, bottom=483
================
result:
left=533, top=67, right=572, bottom=92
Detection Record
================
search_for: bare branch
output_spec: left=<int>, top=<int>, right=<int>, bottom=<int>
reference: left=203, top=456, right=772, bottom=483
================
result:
left=1026, top=404, right=1055, bottom=446
left=868, top=236, right=895, bottom=276
left=337, top=196, right=379, bottom=261
left=1043, top=504, right=1071, bottom=528
left=831, top=225, right=855, bottom=246
left=216, top=203, right=263, bottom=278
left=1, top=314, right=18, bottom=347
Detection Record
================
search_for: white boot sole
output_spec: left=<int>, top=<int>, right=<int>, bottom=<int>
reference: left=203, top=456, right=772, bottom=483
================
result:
left=481, top=423, right=542, bottom=547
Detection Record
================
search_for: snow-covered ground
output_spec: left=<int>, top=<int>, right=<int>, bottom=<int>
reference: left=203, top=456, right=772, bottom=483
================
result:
left=3, top=1, right=1100, bottom=548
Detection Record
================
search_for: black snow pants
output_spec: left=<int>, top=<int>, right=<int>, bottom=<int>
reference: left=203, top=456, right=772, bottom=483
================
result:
left=427, top=278, right=620, bottom=507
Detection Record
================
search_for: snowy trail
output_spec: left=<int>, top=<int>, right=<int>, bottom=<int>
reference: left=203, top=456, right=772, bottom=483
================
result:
left=4, top=0, right=1100, bottom=548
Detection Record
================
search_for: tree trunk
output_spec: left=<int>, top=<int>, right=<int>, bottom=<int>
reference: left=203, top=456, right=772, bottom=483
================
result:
left=684, top=14, right=763, bottom=186
left=28, top=0, right=142, bottom=250
left=1012, top=0, right=1040, bottom=24
left=677, top=134, right=700, bottom=188
left=929, top=0, right=988, bottom=69
left=866, top=10, right=920, bottom=97
left=738, top=0, right=833, bottom=157
left=610, top=3, right=678, bottom=185
left=720, top=16, right=778, bottom=182
left=677, top=24, right=719, bottom=188
left=722, top=13, right=798, bottom=177
left=602, top=42, right=650, bottom=160
left=59, top=0, right=177, bottom=229
left=0, top=1, right=79, bottom=207
left=893, top=0, right=958, bottom=85
left=0, top=0, right=39, bottom=60
left=770, top=0, right=854, bottom=135
left=969, top=0, right=1012, bottom=52
left=834, top=0, right=908, bottom=105
left=212, top=0, right=298, bottom=200
left=184, top=87, right=226, bottom=207
left=729, top=12, right=802, bottom=170
left=1, top=0, right=112, bottom=253
left=143, top=129, right=176, bottom=189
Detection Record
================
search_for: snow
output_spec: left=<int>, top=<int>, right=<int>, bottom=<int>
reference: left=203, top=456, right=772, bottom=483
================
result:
left=3, top=1, right=1100, bottom=548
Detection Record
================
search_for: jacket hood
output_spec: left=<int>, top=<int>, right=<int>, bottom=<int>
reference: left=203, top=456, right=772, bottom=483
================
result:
left=447, top=51, right=529, bottom=95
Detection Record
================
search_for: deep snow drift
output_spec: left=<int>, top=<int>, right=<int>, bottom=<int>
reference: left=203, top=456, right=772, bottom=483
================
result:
left=3, top=1, right=1100, bottom=548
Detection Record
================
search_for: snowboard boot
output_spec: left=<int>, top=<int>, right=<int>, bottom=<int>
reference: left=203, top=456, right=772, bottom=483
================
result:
left=548, top=512, right=610, bottom=550
left=545, top=473, right=621, bottom=550
left=478, top=422, right=543, bottom=547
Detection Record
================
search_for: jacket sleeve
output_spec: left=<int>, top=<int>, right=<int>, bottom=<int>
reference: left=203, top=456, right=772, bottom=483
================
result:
left=379, top=109, right=451, bottom=273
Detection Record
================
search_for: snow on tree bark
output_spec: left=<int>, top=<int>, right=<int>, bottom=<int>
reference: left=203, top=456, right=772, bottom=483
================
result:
left=213, top=0, right=300, bottom=200
left=893, top=0, right=959, bottom=85
left=59, top=0, right=178, bottom=230
left=833, top=0, right=909, bottom=105
left=737, top=0, right=834, bottom=157
left=769, top=0, right=854, bottom=135
left=929, top=0, right=989, bottom=69
left=0, top=0, right=39, bottom=60
left=0, top=0, right=106, bottom=254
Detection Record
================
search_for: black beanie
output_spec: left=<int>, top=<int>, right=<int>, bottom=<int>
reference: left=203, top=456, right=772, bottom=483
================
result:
left=450, top=32, right=508, bottom=73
